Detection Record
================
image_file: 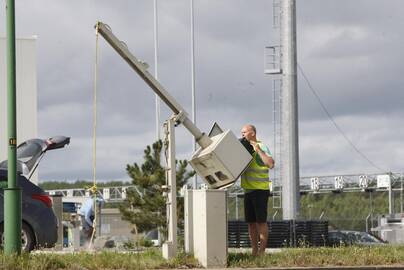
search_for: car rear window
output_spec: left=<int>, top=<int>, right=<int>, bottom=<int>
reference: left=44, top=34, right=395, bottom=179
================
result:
left=0, top=171, right=6, bottom=189
left=17, top=142, right=42, bottom=163
left=0, top=171, right=6, bottom=182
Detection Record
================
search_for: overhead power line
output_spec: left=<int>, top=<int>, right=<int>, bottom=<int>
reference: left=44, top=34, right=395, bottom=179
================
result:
left=297, top=63, right=386, bottom=173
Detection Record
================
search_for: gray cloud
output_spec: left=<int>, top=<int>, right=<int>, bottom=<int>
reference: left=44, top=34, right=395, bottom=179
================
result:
left=0, top=0, right=403, bottom=182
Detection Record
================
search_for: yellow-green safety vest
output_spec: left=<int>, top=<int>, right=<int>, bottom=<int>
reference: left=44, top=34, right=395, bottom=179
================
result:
left=241, top=149, right=271, bottom=190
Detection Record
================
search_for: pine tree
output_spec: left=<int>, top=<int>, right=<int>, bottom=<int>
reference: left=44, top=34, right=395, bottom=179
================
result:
left=119, top=140, right=195, bottom=236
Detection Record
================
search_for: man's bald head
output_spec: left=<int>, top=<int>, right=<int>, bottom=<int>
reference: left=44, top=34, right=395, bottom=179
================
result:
left=241, top=124, right=257, bottom=141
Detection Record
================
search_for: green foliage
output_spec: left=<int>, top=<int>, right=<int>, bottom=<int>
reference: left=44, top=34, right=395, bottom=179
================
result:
left=228, top=187, right=398, bottom=231
left=298, top=191, right=391, bottom=230
left=138, top=237, right=154, bottom=248
left=119, top=140, right=195, bottom=236
left=119, top=238, right=154, bottom=249
left=39, top=180, right=130, bottom=190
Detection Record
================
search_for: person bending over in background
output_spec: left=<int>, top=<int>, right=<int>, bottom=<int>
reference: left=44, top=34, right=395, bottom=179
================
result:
left=79, top=196, right=104, bottom=242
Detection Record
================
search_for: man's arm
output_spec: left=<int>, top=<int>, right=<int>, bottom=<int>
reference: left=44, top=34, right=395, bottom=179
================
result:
left=82, top=200, right=94, bottom=227
left=251, top=142, right=275, bottom=169
left=85, top=209, right=93, bottom=227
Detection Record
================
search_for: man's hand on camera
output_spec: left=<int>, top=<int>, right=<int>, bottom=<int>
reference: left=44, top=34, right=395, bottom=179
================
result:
left=250, top=141, right=261, bottom=152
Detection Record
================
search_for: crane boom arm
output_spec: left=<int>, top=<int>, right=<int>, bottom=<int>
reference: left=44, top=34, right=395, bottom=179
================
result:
left=96, top=21, right=212, bottom=148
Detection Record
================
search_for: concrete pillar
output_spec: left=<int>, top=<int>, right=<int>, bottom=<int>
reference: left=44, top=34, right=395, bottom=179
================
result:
left=184, top=188, right=194, bottom=253
left=51, top=194, right=63, bottom=250
left=192, top=189, right=227, bottom=268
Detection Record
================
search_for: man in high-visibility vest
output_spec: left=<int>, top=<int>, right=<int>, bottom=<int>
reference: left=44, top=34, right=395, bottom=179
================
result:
left=241, top=124, right=274, bottom=256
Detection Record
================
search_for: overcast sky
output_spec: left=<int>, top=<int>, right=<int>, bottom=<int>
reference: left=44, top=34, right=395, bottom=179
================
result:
left=0, top=0, right=403, bottom=183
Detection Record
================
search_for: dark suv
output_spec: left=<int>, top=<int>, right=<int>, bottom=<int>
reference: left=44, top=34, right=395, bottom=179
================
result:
left=0, top=136, right=70, bottom=251
left=328, top=230, right=385, bottom=246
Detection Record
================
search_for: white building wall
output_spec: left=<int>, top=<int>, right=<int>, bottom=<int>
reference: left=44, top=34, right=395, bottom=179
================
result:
left=0, top=37, right=38, bottom=183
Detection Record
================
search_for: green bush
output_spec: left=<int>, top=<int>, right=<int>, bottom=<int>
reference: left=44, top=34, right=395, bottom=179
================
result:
left=138, top=237, right=154, bottom=248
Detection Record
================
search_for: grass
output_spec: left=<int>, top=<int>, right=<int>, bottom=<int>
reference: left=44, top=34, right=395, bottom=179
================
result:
left=1, top=246, right=404, bottom=269
left=0, top=249, right=199, bottom=270
left=228, top=245, right=404, bottom=268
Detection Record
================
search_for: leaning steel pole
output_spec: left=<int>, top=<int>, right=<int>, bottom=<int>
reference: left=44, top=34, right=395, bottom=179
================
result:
left=280, top=0, right=300, bottom=220
left=5, top=0, right=22, bottom=254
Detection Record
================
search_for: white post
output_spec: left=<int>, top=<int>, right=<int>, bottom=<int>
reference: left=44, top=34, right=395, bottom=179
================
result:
left=401, top=173, right=403, bottom=213
left=162, top=117, right=177, bottom=259
left=192, top=189, right=227, bottom=268
left=389, top=174, right=393, bottom=215
left=73, top=226, right=80, bottom=250
left=184, top=188, right=194, bottom=253
left=235, top=195, right=239, bottom=220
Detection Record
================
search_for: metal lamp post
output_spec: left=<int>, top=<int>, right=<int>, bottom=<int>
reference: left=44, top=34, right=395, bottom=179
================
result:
left=5, top=0, right=22, bottom=254
left=281, top=0, right=300, bottom=220
left=190, top=0, right=197, bottom=189
left=153, top=0, right=161, bottom=140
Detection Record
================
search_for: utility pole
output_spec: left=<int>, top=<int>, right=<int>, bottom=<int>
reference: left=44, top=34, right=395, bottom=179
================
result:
left=154, top=0, right=161, bottom=140
left=162, top=116, right=177, bottom=259
left=190, top=0, right=197, bottom=189
left=5, top=0, right=22, bottom=254
left=280, top=0, right=300, bottom=220
left=389, top=172, right=393, bottom=215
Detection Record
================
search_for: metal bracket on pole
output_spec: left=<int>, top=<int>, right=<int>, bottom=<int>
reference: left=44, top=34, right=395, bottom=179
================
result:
left=173, top=111, right=187, bottom=126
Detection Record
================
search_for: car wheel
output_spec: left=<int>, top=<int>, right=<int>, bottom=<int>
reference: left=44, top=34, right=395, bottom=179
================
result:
left=21, top=223, right=35, bottom=252
left=0, top=223, right=36, bottom=252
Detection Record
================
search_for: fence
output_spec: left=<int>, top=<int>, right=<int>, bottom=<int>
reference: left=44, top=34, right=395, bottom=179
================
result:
left=228, top=220, right=328, bottom=248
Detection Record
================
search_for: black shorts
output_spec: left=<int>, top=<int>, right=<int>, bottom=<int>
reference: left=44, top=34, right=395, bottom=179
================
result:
left=244, top=190, right=269, bottom=223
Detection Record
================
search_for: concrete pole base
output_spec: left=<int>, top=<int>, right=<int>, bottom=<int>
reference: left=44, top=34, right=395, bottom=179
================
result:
left=162, top=241, right=177, bottom=259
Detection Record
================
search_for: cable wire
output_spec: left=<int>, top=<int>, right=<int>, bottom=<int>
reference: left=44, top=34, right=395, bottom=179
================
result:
left=297, top=63, right=387, bottom=173
left=88, top=23, right=100, bottom=249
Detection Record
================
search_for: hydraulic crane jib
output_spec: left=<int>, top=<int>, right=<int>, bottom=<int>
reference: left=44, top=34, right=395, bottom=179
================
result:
left=96, top=21, right=252, bottom=189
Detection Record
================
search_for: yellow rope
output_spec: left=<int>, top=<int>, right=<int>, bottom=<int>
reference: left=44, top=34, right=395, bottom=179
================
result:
left=88, top=23, right=100, bottom=249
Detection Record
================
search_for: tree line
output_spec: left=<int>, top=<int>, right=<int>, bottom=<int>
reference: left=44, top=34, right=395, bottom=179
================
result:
left=39, top=180, right=131, bottom=190
left=41, top=141, right=401, bottom=234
